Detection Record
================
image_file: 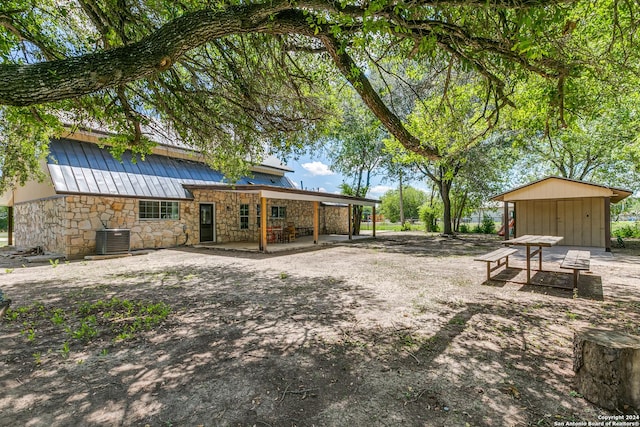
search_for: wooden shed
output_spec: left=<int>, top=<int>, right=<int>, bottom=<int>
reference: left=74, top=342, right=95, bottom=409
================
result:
left=491, top=177, right=632, bottom=251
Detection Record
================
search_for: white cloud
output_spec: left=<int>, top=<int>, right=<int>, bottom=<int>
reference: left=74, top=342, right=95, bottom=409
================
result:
left=301, top=161, right=334, bottom=176
left=369, top=185, right=394, bottom=196
left=292, top=181, right=300, bottom=188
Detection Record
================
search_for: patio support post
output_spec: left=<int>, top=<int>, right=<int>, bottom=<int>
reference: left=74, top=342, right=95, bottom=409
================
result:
left=348, top=204, right=352, bottom=240
left=503, top=201, right=509, bottom=240
left=372, top=205, right=376, bottom=237
left=604, top=197, right=611, bottom=252
left=313, top=201, right=319, bottom=244
left=8, top=206, right=13, bottom=246
left=260, top=196, right=267, bottom=252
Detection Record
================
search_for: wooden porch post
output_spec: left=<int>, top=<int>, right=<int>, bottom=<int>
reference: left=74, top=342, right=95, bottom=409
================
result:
left=260, top=196, right=267, bottom=253
left=313, top=201, right=319, bottom=244
left=8, top=206, right=13, bottom=246
left=372, top=205, right=376, bottom=238
left=604, top=197, right=611, bottom=252
left=348, top=204, right=352, bottom=240
left=503, top=201, right=509, bottom=241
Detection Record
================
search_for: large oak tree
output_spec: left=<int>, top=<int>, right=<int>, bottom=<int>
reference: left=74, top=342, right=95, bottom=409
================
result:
left=0, top=0, right=637, bottom=190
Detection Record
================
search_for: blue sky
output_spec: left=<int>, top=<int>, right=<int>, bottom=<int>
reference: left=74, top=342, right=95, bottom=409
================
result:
left=284, top=152, right=400, bottom=198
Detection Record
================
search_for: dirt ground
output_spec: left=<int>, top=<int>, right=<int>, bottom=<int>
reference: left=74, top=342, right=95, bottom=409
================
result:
left=1, top=232, right=639, bottom=427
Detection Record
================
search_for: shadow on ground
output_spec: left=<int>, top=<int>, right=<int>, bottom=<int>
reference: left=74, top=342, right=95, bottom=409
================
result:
left=0, top=234, right=637, bottom=426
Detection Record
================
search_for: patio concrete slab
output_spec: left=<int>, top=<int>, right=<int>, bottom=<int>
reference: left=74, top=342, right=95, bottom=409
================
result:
left=193, top=234, right=373, bottom=253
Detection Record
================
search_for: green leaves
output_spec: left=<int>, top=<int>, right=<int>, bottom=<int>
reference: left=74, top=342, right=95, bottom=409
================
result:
left=0, top=0, right=639, bottom=193
left=0, top=106, right=61, bottom=193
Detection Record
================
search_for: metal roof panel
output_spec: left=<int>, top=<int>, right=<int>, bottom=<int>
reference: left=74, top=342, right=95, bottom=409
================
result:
left=47, top=138, right=289, bottom=199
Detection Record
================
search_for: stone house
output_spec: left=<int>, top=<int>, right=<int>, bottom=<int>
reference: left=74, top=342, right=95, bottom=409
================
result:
left=0, top=131, right=379, bottom=258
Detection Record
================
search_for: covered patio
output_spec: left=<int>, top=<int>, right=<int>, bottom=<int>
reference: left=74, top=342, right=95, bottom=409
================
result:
left=184, top=184, right=380, bottom=253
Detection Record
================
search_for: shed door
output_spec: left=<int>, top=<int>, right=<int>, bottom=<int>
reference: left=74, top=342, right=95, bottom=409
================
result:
left=199, top=203, right=215, bottom=242
left=557, top=199, right=604, bottom=247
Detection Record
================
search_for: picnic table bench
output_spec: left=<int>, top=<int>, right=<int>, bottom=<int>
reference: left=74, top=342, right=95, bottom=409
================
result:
left=560, top=250, right=590, bottom=289
left=474, top=247, right=519, bottom=281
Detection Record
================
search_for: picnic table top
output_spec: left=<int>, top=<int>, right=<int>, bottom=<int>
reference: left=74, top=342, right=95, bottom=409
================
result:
left=501, top=235, right=564, bottom=247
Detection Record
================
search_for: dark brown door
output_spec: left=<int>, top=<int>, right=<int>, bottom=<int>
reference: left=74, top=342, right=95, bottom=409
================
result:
left=199, top=204, right=214, bottom=242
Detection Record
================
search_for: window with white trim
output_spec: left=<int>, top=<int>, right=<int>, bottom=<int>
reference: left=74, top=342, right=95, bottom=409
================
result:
left=139, top=200, right=180, bottom=220
left=271, top=206, right=286, bottom=218
left=240, top=204, right=249, bottom=229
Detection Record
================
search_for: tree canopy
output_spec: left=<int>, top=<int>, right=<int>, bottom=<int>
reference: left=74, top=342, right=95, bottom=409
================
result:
left=1, top=0, right=639, bottom=191
left=380, top=186, right=428, bottom=222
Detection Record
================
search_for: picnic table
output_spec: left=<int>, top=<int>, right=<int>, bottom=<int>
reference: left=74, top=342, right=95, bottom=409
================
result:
left=502, top=235, right=564, bottom=284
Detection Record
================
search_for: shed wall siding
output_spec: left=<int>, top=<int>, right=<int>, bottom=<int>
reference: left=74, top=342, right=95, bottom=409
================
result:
left=515, top=197, right=605, bottom=247
left=516, top=200, right=557, bottom=236
left=557, top=198, right=604, bottom=247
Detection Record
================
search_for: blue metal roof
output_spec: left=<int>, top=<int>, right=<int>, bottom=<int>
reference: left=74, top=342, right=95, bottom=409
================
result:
left=47, top=138, right=294, bottom=199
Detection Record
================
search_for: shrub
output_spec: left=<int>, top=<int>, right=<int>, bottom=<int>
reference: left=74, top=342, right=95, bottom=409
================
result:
left=480, top=216, right=496, bottom=234
left=614, top=223, right=640, bottom=238
left=458, top=224, right=470, bottom=233
left=419, top=204, right=441, bottom=232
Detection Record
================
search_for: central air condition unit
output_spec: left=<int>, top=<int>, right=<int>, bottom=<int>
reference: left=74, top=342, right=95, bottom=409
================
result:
left=96, top=229, right=130, bottom=255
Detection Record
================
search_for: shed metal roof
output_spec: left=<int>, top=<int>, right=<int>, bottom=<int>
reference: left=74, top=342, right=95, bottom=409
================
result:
left=47, top=138, right=294, bottom=200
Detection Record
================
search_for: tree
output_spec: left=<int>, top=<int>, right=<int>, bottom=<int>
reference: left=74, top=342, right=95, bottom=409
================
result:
left=386, top=74, right=516, bottom=234
left=508, top=75, right=640, bottom=190
left=1, top=0, right=637, bottom=192
left=380, top=186, right=428, bottom=223
left=418, top=189, right=443, bottom=232
left=325, top=95, right=389, bottom=234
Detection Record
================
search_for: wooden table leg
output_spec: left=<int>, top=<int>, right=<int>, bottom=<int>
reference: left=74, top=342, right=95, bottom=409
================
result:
left=526, top=245, right=531, bottom=284
left=538, top=246, right=543, bottom=271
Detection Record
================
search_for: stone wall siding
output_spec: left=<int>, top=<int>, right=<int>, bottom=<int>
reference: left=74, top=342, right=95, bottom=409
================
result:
left=15, top=195, right=186, bottom=258
left=320, top=205, right=349, bottom=234
left=184, top=191, right=261, bottom=244
left=14, top=191, right=353, bottom=257
left=14, top=197, right=67, bottom=254
left=187, top=190, right=350, bottom=243
left=64, top=195, right=187, bottom=258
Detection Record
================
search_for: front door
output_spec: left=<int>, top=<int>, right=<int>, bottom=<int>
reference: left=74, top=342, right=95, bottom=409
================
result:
left=199, top=203, right=215, bottom=242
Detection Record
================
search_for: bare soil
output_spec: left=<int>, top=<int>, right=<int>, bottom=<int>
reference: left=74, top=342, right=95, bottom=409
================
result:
left=1, top=232, right=639, bottom=426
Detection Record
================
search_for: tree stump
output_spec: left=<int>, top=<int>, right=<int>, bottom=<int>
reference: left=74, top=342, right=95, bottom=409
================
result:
left=574, top=328, right=640, bottom=411
left=0, top=299, right=11, bottom=320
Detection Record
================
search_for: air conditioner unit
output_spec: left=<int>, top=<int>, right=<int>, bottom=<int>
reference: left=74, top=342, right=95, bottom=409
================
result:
left=96, top=229, right=130, bottom=255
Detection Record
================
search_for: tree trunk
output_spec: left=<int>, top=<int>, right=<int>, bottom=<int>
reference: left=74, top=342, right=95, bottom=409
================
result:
left=574, top=328, right=640, bottom=411
left=398, top=172, right=405, bottom=226
left=352, top=205, right=363, bottom=235
left=453, top=191, right=467, bottom=232
left=440, top=180, right=453, bottom=235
